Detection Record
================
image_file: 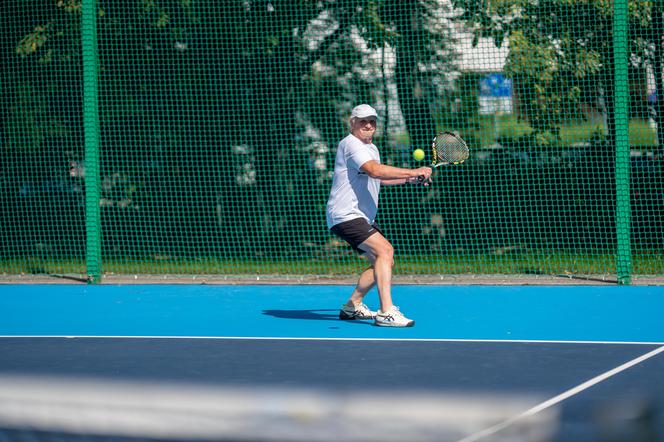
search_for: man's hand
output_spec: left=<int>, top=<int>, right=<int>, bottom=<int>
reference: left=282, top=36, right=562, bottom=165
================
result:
left=409, top=167, right=432, bottom=186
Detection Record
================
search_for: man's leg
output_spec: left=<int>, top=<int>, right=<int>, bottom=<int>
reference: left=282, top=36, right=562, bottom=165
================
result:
left=339, top=260, right=378, bottom=320
left=347, top=265, right=376, bottom=306
left=358, top=233, right=394, bottom=312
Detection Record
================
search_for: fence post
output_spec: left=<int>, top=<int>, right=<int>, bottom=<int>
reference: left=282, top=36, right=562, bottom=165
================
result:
left=82, top=0, right=102, bottom=283
left=613, top=0, right=631, bottom=285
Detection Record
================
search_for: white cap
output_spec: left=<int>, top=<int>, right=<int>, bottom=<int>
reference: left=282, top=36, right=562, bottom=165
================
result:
left=350, top=104, right=378, bottom=119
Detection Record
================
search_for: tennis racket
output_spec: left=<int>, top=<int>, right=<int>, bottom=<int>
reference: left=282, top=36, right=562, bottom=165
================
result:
left=418, top=131, right=469, bottom=183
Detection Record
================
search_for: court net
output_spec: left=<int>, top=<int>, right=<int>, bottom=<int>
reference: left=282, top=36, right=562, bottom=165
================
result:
left=0, top=374, right=557, bottom=442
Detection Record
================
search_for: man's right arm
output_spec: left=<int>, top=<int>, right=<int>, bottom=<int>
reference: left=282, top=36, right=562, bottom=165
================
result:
left=361, top=160, right=431, bottom=182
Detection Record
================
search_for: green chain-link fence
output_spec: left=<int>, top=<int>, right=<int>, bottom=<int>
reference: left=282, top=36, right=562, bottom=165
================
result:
left=2, top=0, right=663, bottom=283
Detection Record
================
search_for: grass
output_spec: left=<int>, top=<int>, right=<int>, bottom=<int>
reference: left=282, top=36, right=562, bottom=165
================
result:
left=627, top=119, right=658, bottom=145
left=475, top=115, right=532, bottom=144
left=2, top=252, right=662, bottom=278
left=474, top=115, right=657, bottom=147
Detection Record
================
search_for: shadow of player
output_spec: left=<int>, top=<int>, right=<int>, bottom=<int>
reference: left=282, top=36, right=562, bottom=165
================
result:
left=262, top=309, right=372, bottom=325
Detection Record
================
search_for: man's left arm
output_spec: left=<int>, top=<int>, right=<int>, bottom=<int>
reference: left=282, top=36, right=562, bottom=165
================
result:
left=381, top=177, right=420, bottom=185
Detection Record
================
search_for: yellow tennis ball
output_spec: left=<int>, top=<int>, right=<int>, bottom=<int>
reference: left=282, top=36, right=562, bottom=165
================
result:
left=413, top=148, right=425, bottom=161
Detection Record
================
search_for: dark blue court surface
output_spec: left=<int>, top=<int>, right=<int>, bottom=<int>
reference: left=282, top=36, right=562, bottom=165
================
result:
left=1, top=284, right=663, bottom=441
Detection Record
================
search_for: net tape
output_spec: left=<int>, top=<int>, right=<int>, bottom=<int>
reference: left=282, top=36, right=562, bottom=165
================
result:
left=0, top=374, right=558, bottom=442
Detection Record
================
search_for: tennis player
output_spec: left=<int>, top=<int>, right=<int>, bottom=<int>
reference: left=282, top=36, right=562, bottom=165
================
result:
left=327, top=104, right=432, bottom=327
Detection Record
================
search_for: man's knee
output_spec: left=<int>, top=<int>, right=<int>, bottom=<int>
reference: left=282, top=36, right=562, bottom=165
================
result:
left=359, top=234, right=393, bottom=264
left=375, top=243, right=394, bottom=266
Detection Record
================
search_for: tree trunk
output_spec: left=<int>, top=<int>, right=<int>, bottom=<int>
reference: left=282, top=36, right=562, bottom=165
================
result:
left=652, top=6, right=664, bottom=152
left=393, top=0, right=435, bottom=151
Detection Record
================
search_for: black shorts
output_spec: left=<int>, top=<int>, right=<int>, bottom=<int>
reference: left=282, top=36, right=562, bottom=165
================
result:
left=330, top=218, right=385, bottom=253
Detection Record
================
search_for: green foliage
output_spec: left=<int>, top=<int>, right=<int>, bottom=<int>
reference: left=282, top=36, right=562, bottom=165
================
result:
left=451, top=0, right=664, bottom=148
left=56, top=0, right=82, bottom=14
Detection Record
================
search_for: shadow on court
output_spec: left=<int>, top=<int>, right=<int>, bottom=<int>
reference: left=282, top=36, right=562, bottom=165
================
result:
left=262, top=309, right=371, bottom=325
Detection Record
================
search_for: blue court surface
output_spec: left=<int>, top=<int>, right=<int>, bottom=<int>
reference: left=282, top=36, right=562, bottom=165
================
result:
left=1, top=284, right=663, bottom=441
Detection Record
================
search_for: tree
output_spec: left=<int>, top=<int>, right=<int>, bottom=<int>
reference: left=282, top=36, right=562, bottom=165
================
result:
left=452, top=0, right=664, bottom=152
left=2, top=0, right=459, bottom=261
left=632, top=1, right=664, bottom=150
left=378, top=0, right=457, bottom=149
left=1, top=0, right=85, bottom=257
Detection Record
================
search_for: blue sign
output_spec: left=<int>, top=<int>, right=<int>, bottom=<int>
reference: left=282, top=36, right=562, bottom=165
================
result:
left=480, top=73, right=512, bottom=98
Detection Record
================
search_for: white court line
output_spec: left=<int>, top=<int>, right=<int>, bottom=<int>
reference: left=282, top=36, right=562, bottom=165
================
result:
left=457, top=345, right=664, bottom=442
left=0, top=335, right=663, bottom=345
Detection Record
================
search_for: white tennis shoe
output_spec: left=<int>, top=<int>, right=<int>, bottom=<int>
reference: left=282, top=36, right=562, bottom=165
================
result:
left=339, top=302, right=376, bottom=320
left=374, top=306, right=415, bottom=327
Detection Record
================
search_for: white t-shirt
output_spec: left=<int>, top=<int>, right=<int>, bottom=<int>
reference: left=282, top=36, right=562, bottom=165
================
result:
left=326, top=134, right=381, bottom=229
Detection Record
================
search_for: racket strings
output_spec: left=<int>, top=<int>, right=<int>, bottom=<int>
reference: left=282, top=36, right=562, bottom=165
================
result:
left=435, top=134, right=469, bottom=164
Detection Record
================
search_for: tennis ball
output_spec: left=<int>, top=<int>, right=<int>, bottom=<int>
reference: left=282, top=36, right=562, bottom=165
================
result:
left=413, top=148, right=425, bottom=161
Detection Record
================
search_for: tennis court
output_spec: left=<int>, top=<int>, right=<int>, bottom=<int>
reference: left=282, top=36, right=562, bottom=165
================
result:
left=3, top=1, right=664, bottom=440
left=1, top=283, right=663, bottom=441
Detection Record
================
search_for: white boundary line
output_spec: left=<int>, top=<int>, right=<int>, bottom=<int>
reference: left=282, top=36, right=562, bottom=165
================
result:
left=0, top=335, right=663, bottom=345
left=457, top=345, right=664, bottom=442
